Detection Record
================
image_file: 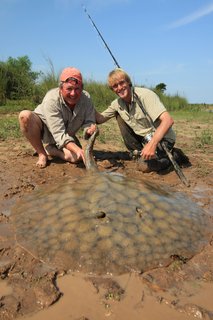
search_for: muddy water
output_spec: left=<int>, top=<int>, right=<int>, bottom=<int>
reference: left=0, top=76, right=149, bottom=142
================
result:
left=0, top=280, right=12, bottom=297
left=191, top=184, right=213, bottom=213
left=23, top=272, right=213, bottom=320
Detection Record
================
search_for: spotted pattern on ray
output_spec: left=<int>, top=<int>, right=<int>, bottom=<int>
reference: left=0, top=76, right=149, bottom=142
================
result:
left=12, top=171, right=210, bottom=275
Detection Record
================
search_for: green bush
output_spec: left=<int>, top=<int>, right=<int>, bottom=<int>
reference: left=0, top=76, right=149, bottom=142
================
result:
left=154, top=90, right=188, bottom=111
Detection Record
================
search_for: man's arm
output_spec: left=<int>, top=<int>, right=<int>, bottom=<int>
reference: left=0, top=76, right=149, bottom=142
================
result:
left=95, top=110, right=109, bottom=124
left=141, top=111, right=174, bottom=160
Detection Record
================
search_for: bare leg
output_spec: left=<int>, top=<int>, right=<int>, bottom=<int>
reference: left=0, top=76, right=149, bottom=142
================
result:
left=19, top=110, right=48, bottom=168
left=45, top=145, right=78, bottom=163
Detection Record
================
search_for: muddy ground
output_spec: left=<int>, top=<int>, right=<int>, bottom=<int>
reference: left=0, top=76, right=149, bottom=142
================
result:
left=0, top=118, right=212, bottom=320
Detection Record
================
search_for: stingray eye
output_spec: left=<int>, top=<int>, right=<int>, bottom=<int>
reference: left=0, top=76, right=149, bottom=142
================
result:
left=96, top=211, right=106, bottom=219
left=136, top=207, right=144, bottom=218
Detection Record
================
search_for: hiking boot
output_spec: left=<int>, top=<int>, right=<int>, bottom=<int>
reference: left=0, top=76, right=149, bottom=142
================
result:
left=137, top=158, right=171, bottom=173
left=129, top=150, right=141, bottom=160
left=172, top=148, right=191, bottom=167
left=148, top=158, right=172, bottom=172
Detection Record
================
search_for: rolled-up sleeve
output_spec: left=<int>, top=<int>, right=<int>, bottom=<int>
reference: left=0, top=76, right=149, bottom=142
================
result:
left=101, top=100, right=118, bottom=119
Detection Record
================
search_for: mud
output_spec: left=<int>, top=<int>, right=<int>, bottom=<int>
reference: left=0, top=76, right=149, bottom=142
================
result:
left=0, top=129, right=212, bottom=319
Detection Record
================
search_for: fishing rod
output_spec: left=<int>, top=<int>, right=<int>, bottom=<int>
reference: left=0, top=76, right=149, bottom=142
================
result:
left=82, top=5, right=190, bottom=187
left=82, top=5, right=120, bottom=68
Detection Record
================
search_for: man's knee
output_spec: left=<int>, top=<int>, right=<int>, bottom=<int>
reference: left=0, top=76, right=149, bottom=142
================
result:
left=19, top=111, right=42, bottom=132
left=19, top=110, right=31, bottom=124
left=19, top=110, right=32, bottom=132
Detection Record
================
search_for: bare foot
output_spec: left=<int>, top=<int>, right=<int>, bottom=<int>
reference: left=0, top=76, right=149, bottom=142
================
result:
left=36, top=154, right=48, bottom=168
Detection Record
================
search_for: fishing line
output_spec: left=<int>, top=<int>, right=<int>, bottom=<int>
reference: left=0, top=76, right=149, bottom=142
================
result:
left=81, top=4, right=120, bottom=68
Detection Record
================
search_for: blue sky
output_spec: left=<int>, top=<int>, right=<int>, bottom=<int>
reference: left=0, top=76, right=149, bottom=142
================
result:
left=0, top=0, right=213, bottom=104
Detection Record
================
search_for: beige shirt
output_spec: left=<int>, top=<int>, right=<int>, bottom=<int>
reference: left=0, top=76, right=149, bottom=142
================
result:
left=34, top=88, right=96, bottom=149
left=102, top=87, right=176, bottom=143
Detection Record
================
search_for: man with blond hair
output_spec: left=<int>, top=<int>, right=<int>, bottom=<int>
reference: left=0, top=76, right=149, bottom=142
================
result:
left=19, top=67, right=96, bottom=168
left=96, top=68, right=177, bottom=173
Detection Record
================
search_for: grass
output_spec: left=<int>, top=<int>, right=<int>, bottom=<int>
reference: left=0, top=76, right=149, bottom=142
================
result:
left=0, top=115, right=21, bottom=139
left=193, top=129, right=213, bottom=148
left=170, top=110, right=213, bottom=156
left=171, top=110, right=213, bottom=122
left=200, top=129, right=213, bottom=145
left=0, top=99, right=35, bottom=113
left=96, top=119, right=124, bottom=147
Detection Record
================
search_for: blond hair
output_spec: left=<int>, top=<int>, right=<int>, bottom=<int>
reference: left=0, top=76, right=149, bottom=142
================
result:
left=108, top=68, right=132, bottom=88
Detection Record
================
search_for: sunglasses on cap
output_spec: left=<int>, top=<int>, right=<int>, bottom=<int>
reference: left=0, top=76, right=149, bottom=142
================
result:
left=64, top=77, right=80, bottom=84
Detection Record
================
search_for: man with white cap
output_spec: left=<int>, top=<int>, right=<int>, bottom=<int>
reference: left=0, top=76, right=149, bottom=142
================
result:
left=19, top=67, right=96, bottom=168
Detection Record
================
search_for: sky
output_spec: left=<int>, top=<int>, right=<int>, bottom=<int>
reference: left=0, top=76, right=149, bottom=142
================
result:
left=0, top=0, right=213, bottom=104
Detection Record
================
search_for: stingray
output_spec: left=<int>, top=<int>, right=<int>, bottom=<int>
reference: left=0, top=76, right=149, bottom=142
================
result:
left=11, top=130, right=211, bottom=275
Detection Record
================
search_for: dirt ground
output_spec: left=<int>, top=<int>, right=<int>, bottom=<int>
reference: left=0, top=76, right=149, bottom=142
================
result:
left=0, top=118, right=212, bottom=320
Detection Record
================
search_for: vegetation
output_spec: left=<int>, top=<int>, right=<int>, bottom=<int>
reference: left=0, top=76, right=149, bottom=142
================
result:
left=0, top=56, right=40, bottom=104
left=0, top=56, right=59, bottom=106
left=84, top=81, right=116, bottom=111
left=1, top=55, right=212, bottom=112
left=154, top=90, right=189, bottom=111
left=0, top=115, right=20, bottom=139
left=194, top=128, right=213, bottom=148
left=155, top=82, right=167, bottom=93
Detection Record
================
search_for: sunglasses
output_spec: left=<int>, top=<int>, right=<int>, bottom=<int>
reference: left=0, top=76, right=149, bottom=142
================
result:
left=64, top=77, right=79, bottom=84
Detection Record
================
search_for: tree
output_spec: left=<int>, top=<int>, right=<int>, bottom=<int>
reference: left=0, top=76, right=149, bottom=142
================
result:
left=155, top=83, right=167, bottom=93
left=0, top=62, right=7, bottom=104
left=0, top=56, right=41, bottom=100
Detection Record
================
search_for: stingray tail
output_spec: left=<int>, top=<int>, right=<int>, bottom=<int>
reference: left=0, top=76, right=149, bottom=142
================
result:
left=85, top=127, right=99, bottom=171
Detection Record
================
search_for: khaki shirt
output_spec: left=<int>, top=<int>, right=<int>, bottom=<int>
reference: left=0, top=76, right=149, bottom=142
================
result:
left=34, top=88, right=96, bottom=149
left=102, top=87, right=176, bottom=143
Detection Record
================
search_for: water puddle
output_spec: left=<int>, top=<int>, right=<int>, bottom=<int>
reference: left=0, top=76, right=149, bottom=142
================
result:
left=23, top=272, right=213, bottom=320
left=191, top=184, right=213, bottom=213
left=0, top=280, right=12, bottom=297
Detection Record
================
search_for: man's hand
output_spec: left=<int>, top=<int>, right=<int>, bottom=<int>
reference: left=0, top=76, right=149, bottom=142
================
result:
left=65, top=142, right=86, bottom=164
left=86, top=123, right=97, bottom=136
left=141, top=111, right=174, bottom=160
left=73, top=146, right=86, bottom=164
left=141, top=140, right=157, bottom=160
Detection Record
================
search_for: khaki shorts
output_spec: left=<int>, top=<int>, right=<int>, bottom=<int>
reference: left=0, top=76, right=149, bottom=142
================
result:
left=33, top=112, right=81, bottom=149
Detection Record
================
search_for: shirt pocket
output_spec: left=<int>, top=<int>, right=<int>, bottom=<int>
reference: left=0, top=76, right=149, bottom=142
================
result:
left=134, top=115, right=150, bottom=128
